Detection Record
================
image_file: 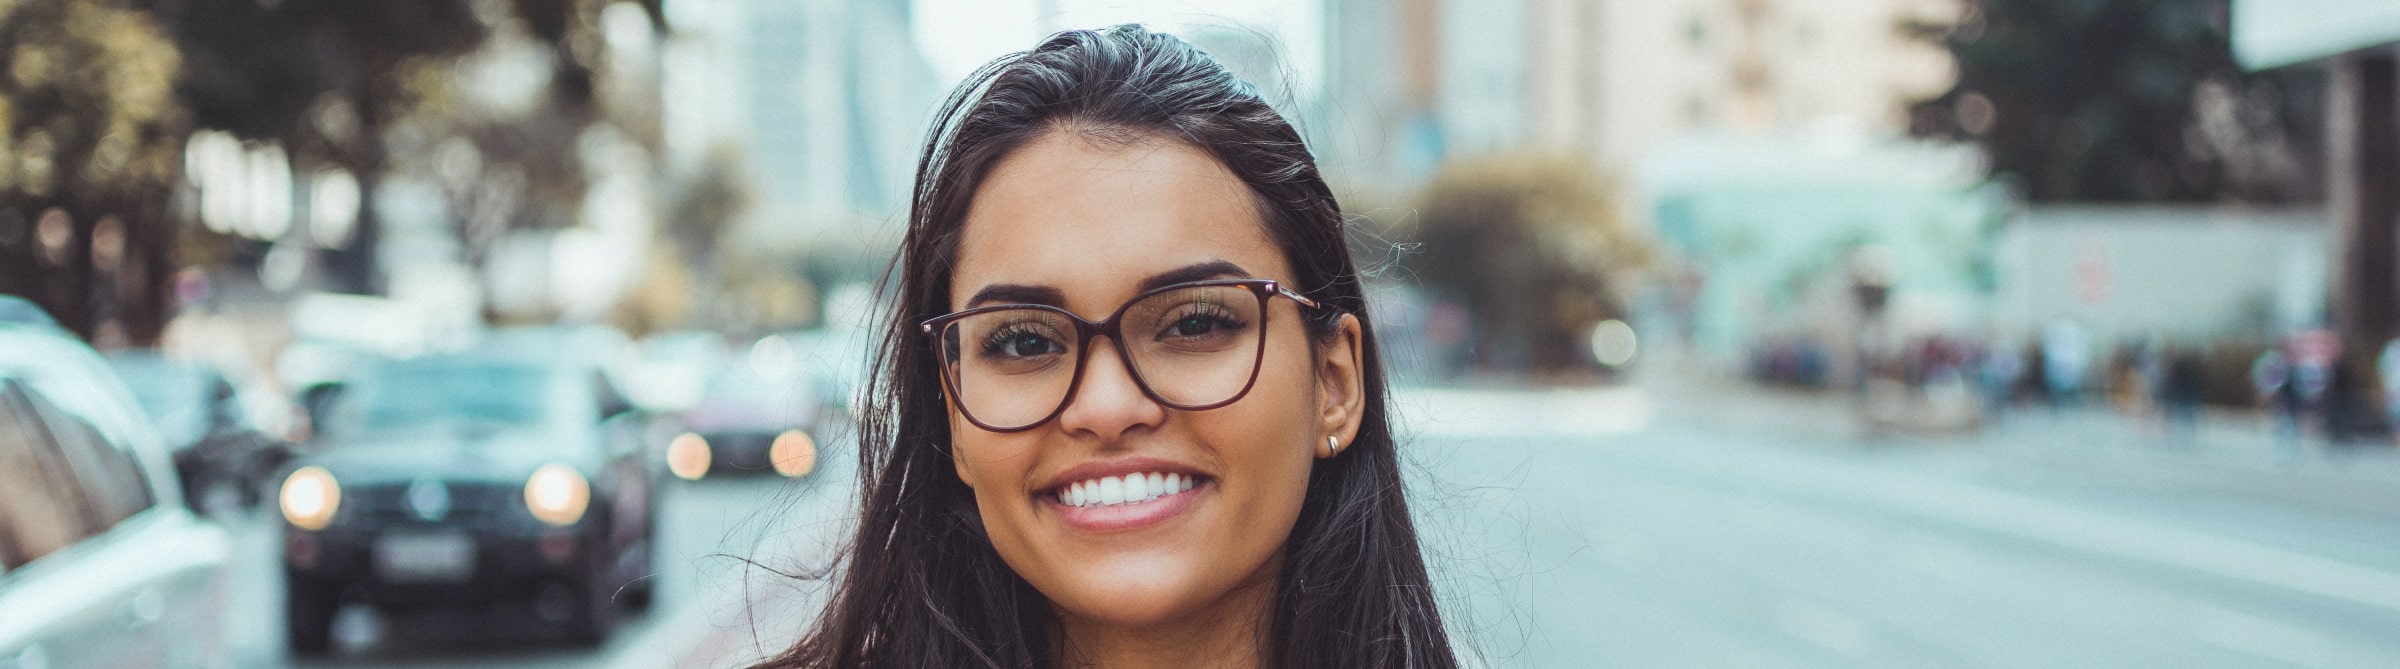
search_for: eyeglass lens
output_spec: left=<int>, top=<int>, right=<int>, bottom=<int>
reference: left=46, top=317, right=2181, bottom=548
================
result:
left=939, top=283, right=1266, bottom=429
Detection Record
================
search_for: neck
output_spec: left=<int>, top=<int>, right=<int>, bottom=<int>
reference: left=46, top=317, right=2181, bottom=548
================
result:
left=1052, top=563, right=1280, bottom=669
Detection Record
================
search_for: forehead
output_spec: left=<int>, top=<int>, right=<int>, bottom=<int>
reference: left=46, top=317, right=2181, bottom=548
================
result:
left=950, top=131, right=1287, bottom=313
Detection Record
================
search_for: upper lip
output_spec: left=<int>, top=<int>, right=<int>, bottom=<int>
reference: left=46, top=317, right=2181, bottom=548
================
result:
left=1036, top=455, right=1209, bottom=494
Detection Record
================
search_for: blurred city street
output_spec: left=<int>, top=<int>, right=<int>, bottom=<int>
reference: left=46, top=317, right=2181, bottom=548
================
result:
left=154, top=369, right=2400, bottom=668
left=8, top=0, right=2400, bottom=665
left=1408, top=372, right=2400, bottom=668
left=204, top=442, right=853, bottom=669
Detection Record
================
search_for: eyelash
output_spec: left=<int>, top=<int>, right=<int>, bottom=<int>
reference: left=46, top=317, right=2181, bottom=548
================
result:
left=1159, top=303, right=1248, bottom=337
left=979, top=322, right=1060, bottom=356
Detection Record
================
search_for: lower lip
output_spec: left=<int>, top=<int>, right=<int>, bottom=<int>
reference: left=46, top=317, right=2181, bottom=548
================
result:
left=1043, top=481, right=1208, bottom=532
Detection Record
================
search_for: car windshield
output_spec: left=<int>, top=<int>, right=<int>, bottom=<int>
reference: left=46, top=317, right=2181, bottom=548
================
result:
left=340, top=360, right=561, bottom=435
left=117, top=366, right=206, bottom=423
left=104, top=357, right=213, bottom=445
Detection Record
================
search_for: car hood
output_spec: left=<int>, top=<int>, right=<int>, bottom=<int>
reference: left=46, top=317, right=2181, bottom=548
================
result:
left=301, top=428, right=597, bottom=486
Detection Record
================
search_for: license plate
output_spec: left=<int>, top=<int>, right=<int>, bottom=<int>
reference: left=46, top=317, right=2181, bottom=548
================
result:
left=375, top=532, right=475, bottom=583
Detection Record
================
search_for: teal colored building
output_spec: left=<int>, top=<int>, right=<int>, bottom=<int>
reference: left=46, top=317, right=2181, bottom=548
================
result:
left=1640, top=131, right=2008, bottom=366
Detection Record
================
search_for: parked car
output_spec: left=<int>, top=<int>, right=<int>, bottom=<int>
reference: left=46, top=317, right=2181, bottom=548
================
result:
left=666, top=355, right=825, bottom=481
left=105, top=351, right=293, bottom=513
left=278, top=350, right=658, bottom=652
left=0, top=296, right=237, bottom=668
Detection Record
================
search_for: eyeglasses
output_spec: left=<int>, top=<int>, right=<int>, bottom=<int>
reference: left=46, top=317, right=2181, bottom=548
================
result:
left=921, top=279, right=1326, bottom=432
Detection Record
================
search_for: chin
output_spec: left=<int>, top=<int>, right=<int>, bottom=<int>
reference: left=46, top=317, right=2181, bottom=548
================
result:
left=1042, top=558, right=1215, bottom=627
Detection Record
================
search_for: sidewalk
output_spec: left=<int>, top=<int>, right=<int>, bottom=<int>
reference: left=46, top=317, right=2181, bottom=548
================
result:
left=1642, top=367, right=2400, bottom=520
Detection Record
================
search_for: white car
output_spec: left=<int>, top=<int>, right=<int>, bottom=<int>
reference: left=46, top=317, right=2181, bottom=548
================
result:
left=0, top=297, right=236, bottom=668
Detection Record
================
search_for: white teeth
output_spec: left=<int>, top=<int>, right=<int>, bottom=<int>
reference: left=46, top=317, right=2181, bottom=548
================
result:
left=1056, top=472, right=1201, bottom=508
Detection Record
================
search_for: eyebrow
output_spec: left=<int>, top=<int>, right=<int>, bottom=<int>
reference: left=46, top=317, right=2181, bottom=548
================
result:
left=964, top=260, right=1253, bottom=308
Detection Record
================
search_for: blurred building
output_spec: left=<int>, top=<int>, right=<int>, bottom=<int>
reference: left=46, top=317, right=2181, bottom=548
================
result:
left=1642, top=131, right=2001, bottom=366
left=1322, top=0, right=1980, bottom=370
left=1994, top=206, right=2327, bottom=346
left=664, top=0, right=940, bottom=250
left=1322, top=0, right=1960, bottom=192
left=1319, top=0, right=1441, bottom=189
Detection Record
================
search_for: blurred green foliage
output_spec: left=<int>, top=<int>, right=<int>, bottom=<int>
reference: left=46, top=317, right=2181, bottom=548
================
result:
left=1403, top=155, right=1653, bottom=377
left=1, top=0, right=669, bottom=342
left=1908, top=0, right=2322, bottom=203
left=0, top=0, right=188, bottom=344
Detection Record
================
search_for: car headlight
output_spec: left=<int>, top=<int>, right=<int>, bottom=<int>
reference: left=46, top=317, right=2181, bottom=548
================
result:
left=667, top=432, right=711, bottom=481
left=770, top=429, right=816, bottom=478
left=524, top=463, right=591, bottom=526
left=280, top=466, right=341, bottom=530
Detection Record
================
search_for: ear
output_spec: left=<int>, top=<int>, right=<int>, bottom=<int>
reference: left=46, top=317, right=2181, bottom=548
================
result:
left=1315, top=313, right=1366, bottom=459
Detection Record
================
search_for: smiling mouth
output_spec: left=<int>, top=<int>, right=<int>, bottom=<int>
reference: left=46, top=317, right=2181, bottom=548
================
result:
left=1050, top=472, right=1203, bottom=508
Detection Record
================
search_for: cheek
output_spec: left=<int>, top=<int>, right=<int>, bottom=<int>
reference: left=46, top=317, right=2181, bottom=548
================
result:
left=1205, top=343, right=1324, bottom=496
left=952, top=426, right=1045, bottom=555
left=949, top=413, right=1032, bottom=490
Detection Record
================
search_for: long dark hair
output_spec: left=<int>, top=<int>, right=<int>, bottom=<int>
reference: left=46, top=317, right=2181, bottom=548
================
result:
left=758, top=25, right=1456, bottom=668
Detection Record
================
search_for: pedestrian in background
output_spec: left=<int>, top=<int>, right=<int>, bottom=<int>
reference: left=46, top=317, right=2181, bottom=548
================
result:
left=2253, top=349, right=2299, bottom=448
left=2157, top=347, right=2206, bottom=443
left=1978, top=342, right=2022, bottom=426
left=2380, top=337, right=2400, bottom=446
left=2042, top=321, right=2090, bottom=412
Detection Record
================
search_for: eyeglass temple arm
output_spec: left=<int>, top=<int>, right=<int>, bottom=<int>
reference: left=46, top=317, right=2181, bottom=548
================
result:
left=1278, top=285, right=1349, bottom=325
left=1274, top=285, right=1320, bottom=309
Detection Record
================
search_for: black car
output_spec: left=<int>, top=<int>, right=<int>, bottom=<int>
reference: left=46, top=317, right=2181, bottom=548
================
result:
left=105, top=352, right=293, bottom=513
left=277, top=352, right=658, bottom=652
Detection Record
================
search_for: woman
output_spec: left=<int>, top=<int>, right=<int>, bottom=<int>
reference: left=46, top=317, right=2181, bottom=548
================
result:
left=760, top=25, right=1458, bottom=668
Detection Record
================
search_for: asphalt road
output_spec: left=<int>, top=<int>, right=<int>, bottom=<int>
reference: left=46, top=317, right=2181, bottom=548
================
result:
left=1401, top=385, right=2400, bottom=668
left=210, top=383, right=2400, bottom=667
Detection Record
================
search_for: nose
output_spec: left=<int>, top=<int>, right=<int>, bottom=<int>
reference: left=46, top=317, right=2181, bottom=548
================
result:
left=1054, top=336, right=1166, bottom=443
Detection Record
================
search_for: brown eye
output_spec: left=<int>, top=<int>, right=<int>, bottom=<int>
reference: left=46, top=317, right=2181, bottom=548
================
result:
left=1171, top=314, right=1220, bottom=337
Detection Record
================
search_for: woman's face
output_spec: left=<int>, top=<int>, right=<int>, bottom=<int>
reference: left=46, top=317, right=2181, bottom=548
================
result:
left=945, top=130, right=1362, bottom=630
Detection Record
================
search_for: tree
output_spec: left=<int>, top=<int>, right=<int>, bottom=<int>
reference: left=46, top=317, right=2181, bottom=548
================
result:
left=1908, top=0, right=2321, bottom=203
left=1403, top=155, right=1652, bottom=377
left=4, top=0, right=670, bottom=341
left=0, top=0, right=188, bottom=344
left=161, top=0, right=497, bottom=295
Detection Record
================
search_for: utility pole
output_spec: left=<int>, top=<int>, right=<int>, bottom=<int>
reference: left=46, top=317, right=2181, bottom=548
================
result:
left=2327, top=48, right=2399, bottom=439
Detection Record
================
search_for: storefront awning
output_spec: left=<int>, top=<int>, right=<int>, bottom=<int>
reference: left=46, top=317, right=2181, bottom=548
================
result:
left=2234, top=0, right=2400, bottom=70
